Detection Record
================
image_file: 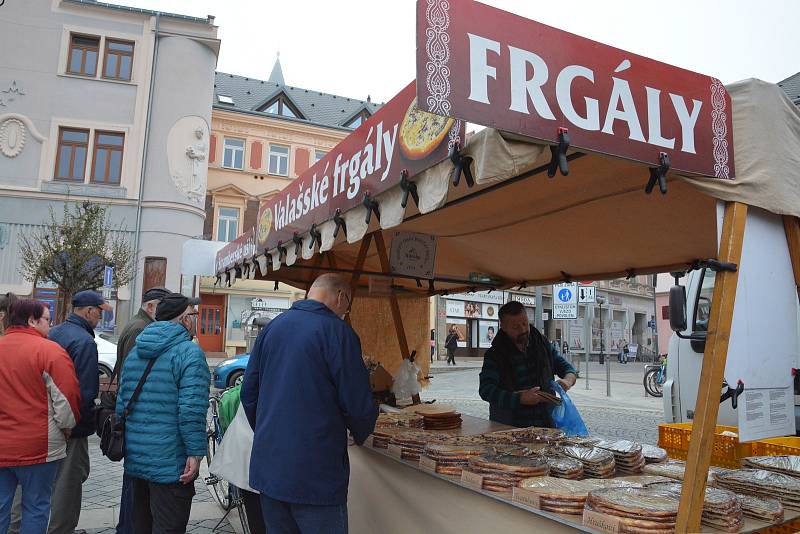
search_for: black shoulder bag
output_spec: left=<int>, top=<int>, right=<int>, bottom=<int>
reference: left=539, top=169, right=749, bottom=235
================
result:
left=99, top=358, right=156, bottom=462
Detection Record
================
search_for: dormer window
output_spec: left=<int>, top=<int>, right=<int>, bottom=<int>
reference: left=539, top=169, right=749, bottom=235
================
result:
left=345, top=109, right=371, bottom=129
left=259, top=94, right=303, bottom=119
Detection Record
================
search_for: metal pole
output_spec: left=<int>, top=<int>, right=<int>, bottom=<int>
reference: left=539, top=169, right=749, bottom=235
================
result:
left=584, top=305, right=591, bottom=390
left=534, top=286, right=544, bottom=331
left=651, top=274, right=659, bottom=360
left=604, top=304, right=611, bottom=396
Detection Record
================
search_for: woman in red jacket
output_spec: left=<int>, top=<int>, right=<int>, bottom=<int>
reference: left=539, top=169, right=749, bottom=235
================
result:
left=0, top=300, right=81, bottom=534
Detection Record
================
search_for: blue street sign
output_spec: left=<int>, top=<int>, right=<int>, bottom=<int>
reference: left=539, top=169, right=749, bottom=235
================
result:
left=558, top=288, right=572, bottom=302
left=103, top=266, right=113, bottom=287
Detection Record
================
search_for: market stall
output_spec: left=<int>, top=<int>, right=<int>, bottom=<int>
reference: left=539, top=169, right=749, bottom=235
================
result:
left=214, top=1, right=800, bottom=531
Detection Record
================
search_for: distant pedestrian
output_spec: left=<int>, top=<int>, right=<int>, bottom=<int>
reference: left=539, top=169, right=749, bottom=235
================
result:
left=111, top=287, right=170, bottom=534
left=0, top=299, right=80, bottom=534
left=116, top=292, right=209, bottom=534
left=445, top=326, right=459, bottom=365
left=48, top=291, right=111, bottom=534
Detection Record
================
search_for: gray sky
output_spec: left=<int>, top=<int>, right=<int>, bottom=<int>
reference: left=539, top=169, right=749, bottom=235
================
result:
left=123, top=0, right=797, bottom=103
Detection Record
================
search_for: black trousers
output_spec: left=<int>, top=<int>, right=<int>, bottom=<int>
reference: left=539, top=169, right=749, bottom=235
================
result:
left=446, top=348, right=456, bottom=364
left=240, top=489, right=266, bottom=534
left=131, top=477, right=195, bottom=534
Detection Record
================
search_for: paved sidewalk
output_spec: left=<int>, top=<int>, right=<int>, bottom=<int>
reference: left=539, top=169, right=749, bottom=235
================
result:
left=79, top=435, right=243, bottom=534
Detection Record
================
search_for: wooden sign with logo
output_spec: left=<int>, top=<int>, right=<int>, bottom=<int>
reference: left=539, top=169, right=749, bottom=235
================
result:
left=583, top=509, right=622, bottom=533
left=460, top=470, right=485, bottom=490
left=419, top=456, right=438, bottom=473
left=387, top=444, right=404, bottom=459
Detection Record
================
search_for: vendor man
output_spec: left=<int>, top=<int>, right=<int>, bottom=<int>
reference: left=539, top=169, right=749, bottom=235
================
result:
left=479, top=301, right=577, bottom=428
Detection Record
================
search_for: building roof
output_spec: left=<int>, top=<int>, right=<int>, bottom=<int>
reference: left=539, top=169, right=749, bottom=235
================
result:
left=268, top=55, right=285, bottom=86
left=213, top=71, right=382, bottom=131
left=778, top=72, right=800, bottom=105
left=63, top=0, right=213, bottom=25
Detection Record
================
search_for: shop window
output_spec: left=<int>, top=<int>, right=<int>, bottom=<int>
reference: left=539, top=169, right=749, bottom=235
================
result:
left=67, top=34, right=100, bottom=76
left=217, top=207, right=239, bottom=242
left=223, top=138, right=245, bottom=169
left=90, top=131, right=124, bottom=184
left=268, top=145, right=289, bottom=176
left=103, top=39, right=134, bottom=81
left=54, top=128, right=90, bottom=181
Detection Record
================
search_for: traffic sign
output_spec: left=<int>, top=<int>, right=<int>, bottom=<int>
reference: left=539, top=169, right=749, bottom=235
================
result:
left=101, top=287, right=112, bottom=300
left=578, top=285, right=596, bottom=303
left=552, top=283, right=578, bottom=319
left=103, top=266, right=113, bottom=287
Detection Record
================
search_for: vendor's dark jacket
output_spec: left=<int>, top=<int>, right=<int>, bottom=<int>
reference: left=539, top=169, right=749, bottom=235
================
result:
left=479, top=325, right=576, bottom=428
left=240, top=299, right=378, bottom=506
left=113, top=308, right=152, bottom=379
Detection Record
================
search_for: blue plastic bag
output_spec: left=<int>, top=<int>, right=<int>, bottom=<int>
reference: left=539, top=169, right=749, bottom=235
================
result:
left=549, top=380, right=588, bottom=437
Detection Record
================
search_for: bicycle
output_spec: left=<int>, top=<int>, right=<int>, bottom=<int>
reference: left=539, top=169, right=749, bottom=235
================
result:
left=204, top=391, right=251, bottom=533
left=643, top=356, right=667, bottom=397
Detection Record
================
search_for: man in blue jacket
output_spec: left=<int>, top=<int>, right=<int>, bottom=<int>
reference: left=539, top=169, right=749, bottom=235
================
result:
left=241, top=274, right=377, bottom=534
left=116, top=292, right=209, bottom=533
left=48, top=290, right=109, bottom=534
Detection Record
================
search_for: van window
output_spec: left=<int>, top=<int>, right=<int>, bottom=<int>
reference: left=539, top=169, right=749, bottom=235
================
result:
left=693, top=269, right=716, bottom=332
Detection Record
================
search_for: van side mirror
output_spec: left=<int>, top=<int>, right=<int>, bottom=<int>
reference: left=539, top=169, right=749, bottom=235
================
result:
left=669, top=285, right=687, bottom=332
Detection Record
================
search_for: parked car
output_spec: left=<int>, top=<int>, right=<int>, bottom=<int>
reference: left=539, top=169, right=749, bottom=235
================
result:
left=95, top=333, right=117, bottom=380
left=213, top=354, right=249, bottom=389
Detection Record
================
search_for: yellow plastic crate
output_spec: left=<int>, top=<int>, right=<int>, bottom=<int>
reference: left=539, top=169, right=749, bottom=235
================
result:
left=658, top=422, right=751, bottom=469
left=750, top=436, right=800, bottom=457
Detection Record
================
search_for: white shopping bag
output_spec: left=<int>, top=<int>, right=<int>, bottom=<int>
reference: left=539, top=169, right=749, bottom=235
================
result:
left=209, top=404, right=256, bottom=492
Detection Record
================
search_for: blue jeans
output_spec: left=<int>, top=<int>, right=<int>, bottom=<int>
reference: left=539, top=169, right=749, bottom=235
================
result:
left=115, top=472, right=134, bottom=534
left=259, top=494, right=348, bottom=534
left=0, top=461, right=61, bottom=534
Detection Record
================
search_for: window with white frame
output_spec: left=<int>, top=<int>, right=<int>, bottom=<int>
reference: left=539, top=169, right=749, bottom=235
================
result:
left=223, top=138, right=245, bottom=169
left=268, top=145, right=289, bottom=176
left=217, top=207, right=239, bottom=242
left=314, top=150, right=327, bottom=162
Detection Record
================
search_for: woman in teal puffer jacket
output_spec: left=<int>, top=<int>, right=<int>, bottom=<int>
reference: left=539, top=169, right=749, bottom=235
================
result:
left=115, top=295, right=209, bottom=531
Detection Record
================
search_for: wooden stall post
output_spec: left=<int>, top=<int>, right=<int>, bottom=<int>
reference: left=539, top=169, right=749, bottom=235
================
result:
left=676, top=202, right=748, bottom=532
left=783, top=215, right=800, bottom=302
left=373, top=231, right=411, bottom=361
left=344, top=235, right=373, bottom=327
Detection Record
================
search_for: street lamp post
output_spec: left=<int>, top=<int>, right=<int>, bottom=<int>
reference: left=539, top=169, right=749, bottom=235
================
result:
left=596, top=295, right=610, bottom=397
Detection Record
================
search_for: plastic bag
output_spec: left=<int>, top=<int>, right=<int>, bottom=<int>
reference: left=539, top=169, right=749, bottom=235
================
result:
left=391, top=359, right=422, bottom=400
left=549, top=380, right=588, bottom=437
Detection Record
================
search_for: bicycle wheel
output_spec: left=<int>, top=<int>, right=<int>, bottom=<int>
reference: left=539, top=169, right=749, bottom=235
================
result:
left=643, top=368, right=659, bottom=397
left=205, top=432, right=232, bottom=510
left=653, top=371, right=665, bottom=397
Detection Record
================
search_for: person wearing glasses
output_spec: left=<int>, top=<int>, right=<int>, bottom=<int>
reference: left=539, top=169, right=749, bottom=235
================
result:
left=47, top=290, right=111, bottom=534
left=116, top=292, right=209, bottom=533
left=241, top=274, right=377, bottom=534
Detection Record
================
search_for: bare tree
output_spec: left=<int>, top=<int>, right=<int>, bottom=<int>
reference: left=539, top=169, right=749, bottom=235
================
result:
left=19, top=201, right=134, bottom=323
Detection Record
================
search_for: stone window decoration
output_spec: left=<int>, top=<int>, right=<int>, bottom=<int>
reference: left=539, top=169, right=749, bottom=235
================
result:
left=91, top=131, right=124, bottom=184
left=55, top=128, right=90, bottom=181
left=217, top=207, right=239, bottom=242
left=103, top=39, right=134, bottom=81
left=268, top=144, right=289, bottom=176
left=68, top=34, right=100, bottom=77
left=0, top=118, right=26, bottom=158
left=223, top=137, right=245, bottom=170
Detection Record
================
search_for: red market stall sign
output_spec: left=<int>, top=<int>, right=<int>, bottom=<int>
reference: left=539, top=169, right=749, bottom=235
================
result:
left=416, top=0, right=734, bottom=179
left=215, top=228, right=256, bottom=273
left=255, top=81, right=464, bottom=252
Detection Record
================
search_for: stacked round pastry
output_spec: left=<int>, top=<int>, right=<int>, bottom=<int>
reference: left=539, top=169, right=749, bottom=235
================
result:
left=641, top=444, right=668, bottom=464
left=714, top=469, right=800, bottom=511
left=375, top=412, right=424, bottom=429
left=421, top=411, right=463, bottom=430
left=559, top=446, right=616, bottom=478
left=464, top=454, right=549, bottom=492
left=371, top=428, right=398, bottom=449
left=482, top=427, right=565, bottom=445
left=518, top=477, right=646, bottom=515
left=422, top=443, right=489, bottom=476
left=595, top=440, right=646, bottom=475
left=586, top=486, right=680, bottom=533
left=642, top=459, right=728, bottom=483
left=742, top=455, right=800, bottom=477
left=735, top=493, right=784, bottom=524
left=544, top=455, right=584, bottom=480
left=649, top=482, right=743, bottom=533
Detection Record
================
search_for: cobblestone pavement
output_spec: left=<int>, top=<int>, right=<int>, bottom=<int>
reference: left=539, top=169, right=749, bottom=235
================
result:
left=424, top=366, right=663, bottom=444
left=80, top=435, right=239, bottom=533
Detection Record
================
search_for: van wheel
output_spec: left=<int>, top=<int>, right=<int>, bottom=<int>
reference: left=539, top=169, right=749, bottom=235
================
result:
left=99, top=364, right=113, bottom=381
left=227, top=371, right=244, bottom=388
